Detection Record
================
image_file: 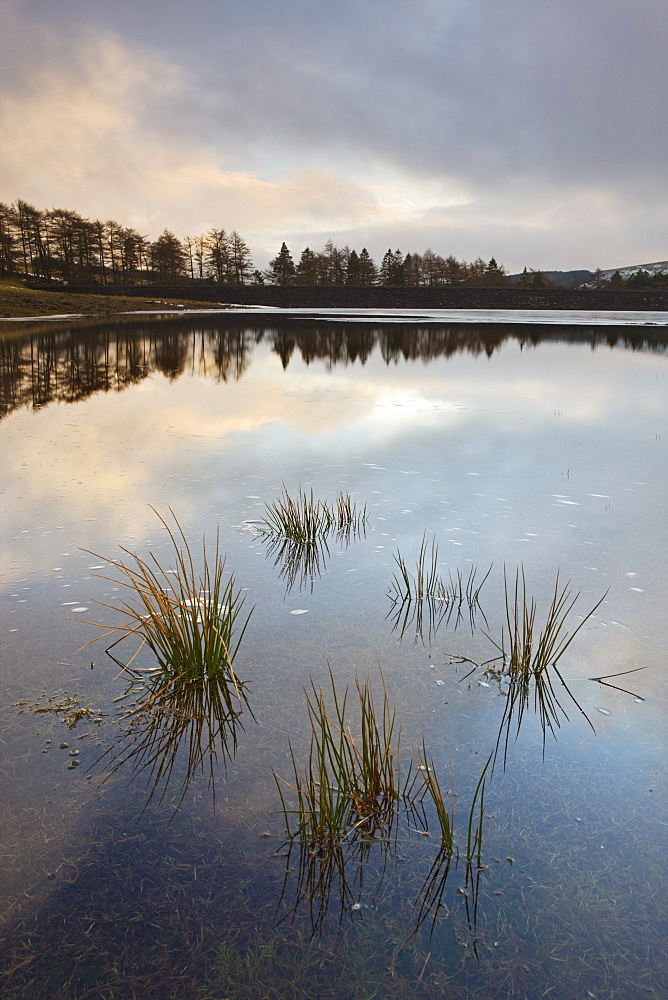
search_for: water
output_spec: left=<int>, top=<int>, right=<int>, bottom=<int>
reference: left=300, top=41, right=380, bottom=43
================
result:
left=1, top=315, right=666, bottom=999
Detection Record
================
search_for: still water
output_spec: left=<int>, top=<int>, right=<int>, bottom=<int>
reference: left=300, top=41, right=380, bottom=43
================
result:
left=1, top=315, right=666, bottom=999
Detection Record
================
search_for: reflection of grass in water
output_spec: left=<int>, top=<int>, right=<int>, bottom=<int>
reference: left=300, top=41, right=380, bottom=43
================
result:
left=260, top=485, right=367, bottom=543
left=95, top=672, right=249, bottom=813
left=262, top=532, right=332, bottom=595
left=79, top=508, right=253, bottom=722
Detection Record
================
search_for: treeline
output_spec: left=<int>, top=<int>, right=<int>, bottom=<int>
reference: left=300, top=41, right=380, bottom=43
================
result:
left=265, top=240, right=512, bottom=287
left=8, top=196, right=662, bottom=290
left=0, top=198, right=517, bottom=288
left=600, top=268, right=668, bottom=290
left=0, top=200, right=256, bottom=285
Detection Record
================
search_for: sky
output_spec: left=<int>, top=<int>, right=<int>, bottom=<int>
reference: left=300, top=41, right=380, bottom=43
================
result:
left=1, top=0, right=666, bottom=272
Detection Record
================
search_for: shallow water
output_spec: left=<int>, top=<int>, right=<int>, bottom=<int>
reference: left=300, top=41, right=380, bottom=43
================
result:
left=1, top=316, right=666, bottom=999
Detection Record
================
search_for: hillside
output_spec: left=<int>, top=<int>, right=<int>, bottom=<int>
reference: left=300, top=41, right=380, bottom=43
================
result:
left=599, top=260, right=668, bottom=280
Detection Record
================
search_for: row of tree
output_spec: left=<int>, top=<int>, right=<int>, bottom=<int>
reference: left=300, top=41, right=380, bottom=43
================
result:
left=605, top=269, right=668, bottom=290
left=265, top=240, right=514, bottom=287
left=0, top=200, right=256, bottom=285
left=0, top=198, right=518, bottom=288
left=6, top=197, right=662, bottom=290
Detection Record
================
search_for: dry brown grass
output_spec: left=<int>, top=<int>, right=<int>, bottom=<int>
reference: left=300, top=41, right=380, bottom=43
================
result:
left=0, top=279, right=225, bottom=319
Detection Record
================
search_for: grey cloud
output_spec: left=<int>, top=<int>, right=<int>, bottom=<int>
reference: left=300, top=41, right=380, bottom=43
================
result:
left=21, top=0, right=667, bottom=188
left=2, top=0, right=666, bottom=269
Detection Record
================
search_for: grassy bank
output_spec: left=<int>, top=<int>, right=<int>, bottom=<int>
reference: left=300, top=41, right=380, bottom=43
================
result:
left=0, top=279, right=228, bottom=319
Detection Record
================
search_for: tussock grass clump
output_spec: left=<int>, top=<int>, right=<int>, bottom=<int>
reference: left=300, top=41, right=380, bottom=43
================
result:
left=389, top=535, right=491, bottom=608
left=487, top=566, right=607, bottom=764
left=388, top=535, right=491, bottom=640
left=79, top=508, right=253, bottom=720
left=274, top=668, right=478, bottom=863
left=274, top=668, right=412, bottom=850
left=260, top=485, right=367, bottom=543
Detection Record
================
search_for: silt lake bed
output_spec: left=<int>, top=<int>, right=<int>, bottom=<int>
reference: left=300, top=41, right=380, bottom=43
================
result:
left=1, top=314, right=666, bottom=999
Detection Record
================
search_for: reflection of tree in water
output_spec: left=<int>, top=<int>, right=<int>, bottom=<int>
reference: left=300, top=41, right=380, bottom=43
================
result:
left=1, top=314, right=665, bottom=420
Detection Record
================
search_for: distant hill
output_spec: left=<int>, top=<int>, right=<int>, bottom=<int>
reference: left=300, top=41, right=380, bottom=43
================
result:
left=510, top=261, right=668, bottom=288
left=598, top=260, right=668, bottom=280
left=509, top=270, right=592, bottom=287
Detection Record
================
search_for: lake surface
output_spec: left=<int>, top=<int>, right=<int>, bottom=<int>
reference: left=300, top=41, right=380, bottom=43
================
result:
left=1, top=315, right=666, bottom=999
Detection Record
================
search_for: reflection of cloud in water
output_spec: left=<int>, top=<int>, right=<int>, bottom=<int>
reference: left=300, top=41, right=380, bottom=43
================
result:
left=2, top=327, right=665, bottom=595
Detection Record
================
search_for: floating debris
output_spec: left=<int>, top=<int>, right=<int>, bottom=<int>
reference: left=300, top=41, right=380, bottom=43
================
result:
left=11, top=692, right=106, bottom=730
left=290, top=609, right=309, bottom=615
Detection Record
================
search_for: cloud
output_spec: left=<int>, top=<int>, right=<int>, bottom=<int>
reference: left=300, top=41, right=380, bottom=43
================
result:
left=1, top=1, right=666, bottom=270
left=0, top=23, right=403, bottom=245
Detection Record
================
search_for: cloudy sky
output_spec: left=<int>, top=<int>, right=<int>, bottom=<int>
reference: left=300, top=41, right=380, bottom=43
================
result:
left=1, top=0, right=666, bottom=271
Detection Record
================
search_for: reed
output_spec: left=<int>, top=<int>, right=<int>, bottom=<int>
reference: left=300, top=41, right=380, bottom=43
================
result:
left=487, top=566, right=607, bottom=764
left=389, top=535, right=490, bottom=608
left=79, top=508, right=253, bottom=721
left=274, top=667, right=415, bottom=850
left=259, top=485, right=367, bottom=544
left=416, top=739, right=454, bottom=854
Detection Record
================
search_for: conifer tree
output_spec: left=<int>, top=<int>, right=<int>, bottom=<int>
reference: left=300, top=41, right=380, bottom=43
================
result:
left=267, top=242, right=295, bottom=285
left=295, top=247, right=318, bottom=284
left=357, top=247, right=377, bottom=286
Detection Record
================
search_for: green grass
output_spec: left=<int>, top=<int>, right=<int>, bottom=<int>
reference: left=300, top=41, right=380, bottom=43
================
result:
left=274, top=668, right=484, bottom=871
left=387, top=535, right=491, bottom=640
left=487, top=566, right=607, bottom=765
left=274, top=667, right=412, bottom=850
left=79, top=508, right=253, bottom=722
left=259, top=485, right=367, bottom=543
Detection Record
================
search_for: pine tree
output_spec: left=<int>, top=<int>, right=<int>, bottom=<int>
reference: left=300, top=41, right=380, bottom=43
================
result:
left=379, top=248, right=405, bottom=285
left=295, top=247, right=319, bottom=284
left=346, top=249, right=361, bottom=284
left=267, top=242, right=295, bottom=285
left=357, top=248, right=377, bottom=286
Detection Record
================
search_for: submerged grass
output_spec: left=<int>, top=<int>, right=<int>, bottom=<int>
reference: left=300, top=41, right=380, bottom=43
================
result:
left=79, top=508, right=253, bottom=722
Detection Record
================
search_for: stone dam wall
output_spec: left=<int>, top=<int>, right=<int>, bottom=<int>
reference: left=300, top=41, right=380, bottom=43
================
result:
left=29, top=282, right=668, bottom=311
